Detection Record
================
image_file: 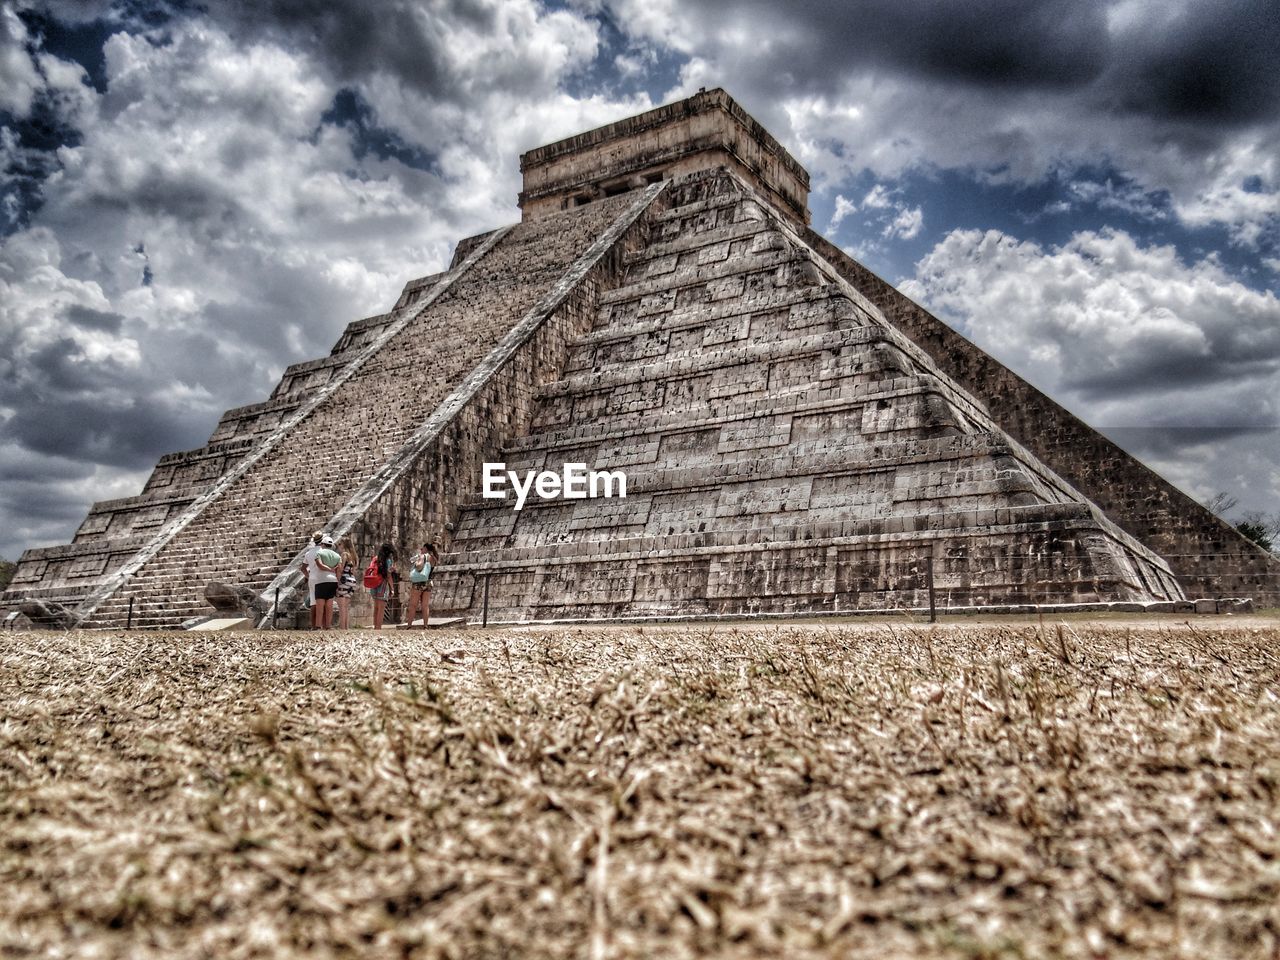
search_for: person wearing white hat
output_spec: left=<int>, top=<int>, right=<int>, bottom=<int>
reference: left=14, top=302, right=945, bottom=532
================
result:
left=313, top=534, right=341, bottom=629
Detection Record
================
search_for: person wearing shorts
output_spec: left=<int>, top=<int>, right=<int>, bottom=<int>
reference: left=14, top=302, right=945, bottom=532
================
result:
left=313, top=535, right=341, bottom=629
left=403, top=542, right=438, bottom=629
left=334, top=537, right=357, bottom=629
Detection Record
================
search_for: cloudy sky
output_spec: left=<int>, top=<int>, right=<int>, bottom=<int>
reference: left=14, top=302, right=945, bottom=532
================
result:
left=0, top=0, right=1277, bottom=561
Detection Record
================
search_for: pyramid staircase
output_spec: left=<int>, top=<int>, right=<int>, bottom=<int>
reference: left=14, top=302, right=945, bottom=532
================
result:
left=2, top=186, right=663, bottom=628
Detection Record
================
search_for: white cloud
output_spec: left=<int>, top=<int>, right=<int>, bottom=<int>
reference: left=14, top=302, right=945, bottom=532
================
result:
left=883, top=205, right=922, bottom=240
left=902, top=226, right=1280, bottom=507
left=827, top=193, right=856, bottom=230
left=1067, top=178, right=1168, bottom=220
left=862, top=184, right=892, bottom=209
left=828, top=182, right=921, bottom=242
left=0, top=4, right=658, bottom=558
left=904, top=227, right=1280, bottom=411
left=602, top=0, right=692, bottom=53
left=0, top=227, right=135, bottom=369
left=0, top=5, right=41, bottom=116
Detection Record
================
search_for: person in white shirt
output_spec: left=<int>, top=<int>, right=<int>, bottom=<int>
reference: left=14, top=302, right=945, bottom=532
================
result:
left=301, top=531, right=323, bottom=628
left=312, top=534, right=341, bottom=629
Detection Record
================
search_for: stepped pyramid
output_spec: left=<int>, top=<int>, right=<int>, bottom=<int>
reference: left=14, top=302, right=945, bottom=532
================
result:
left=5, top=89, right=1277, bottom=628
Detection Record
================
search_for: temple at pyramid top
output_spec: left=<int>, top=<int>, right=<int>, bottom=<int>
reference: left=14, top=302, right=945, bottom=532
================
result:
left=518, top=88, right=811, bottom=226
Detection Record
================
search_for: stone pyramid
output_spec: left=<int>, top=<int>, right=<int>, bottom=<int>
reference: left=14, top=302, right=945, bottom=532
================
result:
left=4, top=89, right=1277, bottom=628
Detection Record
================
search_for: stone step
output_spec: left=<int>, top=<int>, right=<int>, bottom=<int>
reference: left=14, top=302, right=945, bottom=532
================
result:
left=143, top=444, right=254, bottom=494
left=565, top=292, right=870, bottom=379
left=271, top=349, right=361, bottom=399
left=578, top=286, right=845, bottom=348
left=329, top=311, right=396, bottom=354
left=621, top=216, right=774, bottom=267
left=392, top=272, right=447, bottom=311
left=650, top=190, right=745, bottom=223
left=457, top=431, right=1024, bottom=516
left=508, top=374, right=933, bottom=454
left=14, top=535, right=154, bottom=572
left=74, top=486, right=206, bottom=542
left=440, top=501, right=1101, bottom=573
left=539, top=326, right=898, bottom=400
left=0, top=583, right=92, bottom=608
left=598, top=247, right=811, bottom=306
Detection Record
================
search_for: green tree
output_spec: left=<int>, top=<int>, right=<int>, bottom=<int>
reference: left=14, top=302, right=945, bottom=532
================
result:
left=0, top=559, right=14, bottom=592
left=1236, top=512, right=1280, bottom=553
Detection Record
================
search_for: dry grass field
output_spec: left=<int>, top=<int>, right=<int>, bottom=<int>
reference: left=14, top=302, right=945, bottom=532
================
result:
left=2, top=619, right=1279, bottom=959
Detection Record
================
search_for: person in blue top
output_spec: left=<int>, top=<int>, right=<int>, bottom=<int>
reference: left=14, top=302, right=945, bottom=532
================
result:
left=403, top=541, right=438, bottom=629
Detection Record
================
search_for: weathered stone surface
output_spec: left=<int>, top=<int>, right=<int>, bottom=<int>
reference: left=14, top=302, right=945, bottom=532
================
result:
left=18, top=599, right=76, bottom=629
left=204, top=581, right=270, bottom=619
left=2, top=89, right=1271, bottom=628
left=801, top=231, right=1280, bottom=607
left=429, top=171, right=1184, bottom=622
left=520, top=88, right=810, bottom=226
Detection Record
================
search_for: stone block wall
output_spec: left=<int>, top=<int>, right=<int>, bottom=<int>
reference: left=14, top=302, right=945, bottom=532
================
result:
left=430, top=170, right=1181, bottom=623
left=520, top=88, right=810, bottom=226
left=803, top=230, right=1280, bottom=606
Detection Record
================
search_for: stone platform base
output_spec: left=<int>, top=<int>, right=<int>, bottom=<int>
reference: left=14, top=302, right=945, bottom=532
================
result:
left=467, top=597, right=1255, bottom=626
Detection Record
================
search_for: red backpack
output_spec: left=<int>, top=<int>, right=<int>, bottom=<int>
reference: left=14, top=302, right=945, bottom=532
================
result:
left=362, top=556, right=384, bottom=589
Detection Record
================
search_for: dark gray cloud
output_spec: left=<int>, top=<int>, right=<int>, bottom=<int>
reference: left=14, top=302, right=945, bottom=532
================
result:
left=687, top=0, right=1110, bottom=91
left=1104, top=425, right=1279, bottom=459
left=0, top=474, right=95, bottom=535
left=1111, top=0, right=1280, bottom=125
left=599, top=0, right=1279, bottom=223
left=206, top=0, right=453, bottom=93
left=64, top=303, right=123, bottom=332
left=2, top=390, right=210, bottom=467
left=0, top=443, right=143, bottom=559
left=640, top=0, right=1276, bottom=128
left=1066, top=351, right=1280, bottom=404
left=0, top=330, right=216, bottom=468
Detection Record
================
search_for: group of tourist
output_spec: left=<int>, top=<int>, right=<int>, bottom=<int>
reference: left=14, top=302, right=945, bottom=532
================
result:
left=300, top=534, right=439, bottom=630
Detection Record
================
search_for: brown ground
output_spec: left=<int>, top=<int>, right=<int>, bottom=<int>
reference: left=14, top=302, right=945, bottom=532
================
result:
left=2, top=619, right=1279, bottom=958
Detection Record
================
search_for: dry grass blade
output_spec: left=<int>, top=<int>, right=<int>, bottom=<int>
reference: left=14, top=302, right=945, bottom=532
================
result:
left=0, top=619, right=1278, bottom=958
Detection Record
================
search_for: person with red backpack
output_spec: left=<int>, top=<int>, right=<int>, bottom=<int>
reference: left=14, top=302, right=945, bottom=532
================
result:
left=365, top=542, right=397, bottom=629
